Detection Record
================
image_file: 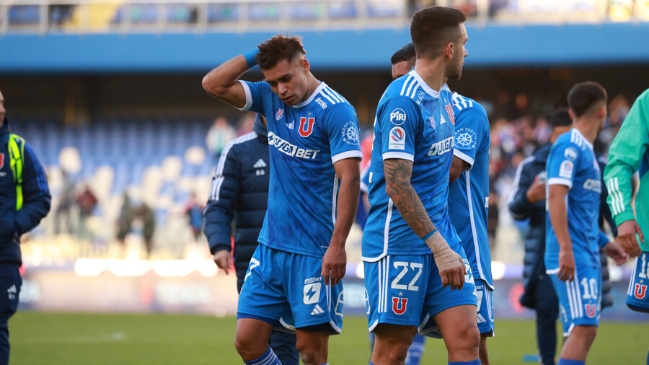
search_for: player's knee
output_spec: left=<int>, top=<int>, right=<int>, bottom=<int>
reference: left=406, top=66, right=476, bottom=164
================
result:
left=234, top=335, right=260, bottom=359
left=296, top=342, right=326, bottom=365
left=448, top=321, right=481, bottom=353
left=386, top=341, right=411, bottom=363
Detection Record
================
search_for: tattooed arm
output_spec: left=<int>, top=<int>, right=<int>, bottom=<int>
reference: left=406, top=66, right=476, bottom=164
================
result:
left=384, top=158, right=466, bottom=289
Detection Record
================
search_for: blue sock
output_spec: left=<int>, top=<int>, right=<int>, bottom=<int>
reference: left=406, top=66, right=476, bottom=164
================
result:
left=244, top=347, right=281, bottom=365
left=557, top=359, right=584, bottom=365
left=448, top=360, right=480, bottom=365
left=405, top=334, right=426, bottom=365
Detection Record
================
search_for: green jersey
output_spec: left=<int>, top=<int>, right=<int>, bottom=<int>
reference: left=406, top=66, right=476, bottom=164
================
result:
left=604, top=88, right=649, bottom=252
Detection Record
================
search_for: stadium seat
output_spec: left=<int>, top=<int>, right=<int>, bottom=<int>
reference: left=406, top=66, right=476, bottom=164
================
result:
left=8, top=5, right=41, bottom=25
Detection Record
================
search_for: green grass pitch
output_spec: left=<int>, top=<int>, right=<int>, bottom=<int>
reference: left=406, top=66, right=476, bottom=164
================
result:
left=10, top=312, right=647, bottom=364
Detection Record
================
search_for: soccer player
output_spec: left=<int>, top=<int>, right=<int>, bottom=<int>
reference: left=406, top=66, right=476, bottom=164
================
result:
left=604, top=88, right=649, bottom=364
left=362, top=7, right=480, bottom=365
left=545, top=82, right=627, bottom=365
left=446, top=85, right=493, bottom=365
left=390, top=43, right=416, bottom=80
left=202, top=35, right=362, bottom=365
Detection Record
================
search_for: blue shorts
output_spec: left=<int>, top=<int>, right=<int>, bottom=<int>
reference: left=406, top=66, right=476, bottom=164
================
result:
left=364, top=253, right=477, bottom=338
left=476, top=279, right=494, bottom=336
left=626, top=252, right=649, bottom=313
left=548, top=264, right=601, bottom=336
left=237, top=244, right=344, bottom=334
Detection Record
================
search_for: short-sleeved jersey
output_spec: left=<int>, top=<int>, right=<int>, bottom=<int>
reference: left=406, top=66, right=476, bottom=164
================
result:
left=239, top=80, right=362, bottom=257
left=362, top=70, right=460, bottom=261
left=444, top=88, right=493, bottom=288
left=545, top=129, right=601, bottom=269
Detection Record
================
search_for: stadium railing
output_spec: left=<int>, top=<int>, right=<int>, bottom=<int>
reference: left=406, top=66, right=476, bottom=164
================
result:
left=1, top=0, right=648, bottom=35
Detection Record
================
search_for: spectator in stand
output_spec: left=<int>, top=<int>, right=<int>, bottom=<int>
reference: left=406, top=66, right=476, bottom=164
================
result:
left=206, top=116, right=237, bottom=160
left=185, top=192, right=204, bottom=242
left=75, top=183, right=97, bottom=241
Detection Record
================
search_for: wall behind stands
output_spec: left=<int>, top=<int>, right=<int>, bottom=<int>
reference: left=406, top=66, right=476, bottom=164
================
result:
left=2, top=22, right=649, bottom=73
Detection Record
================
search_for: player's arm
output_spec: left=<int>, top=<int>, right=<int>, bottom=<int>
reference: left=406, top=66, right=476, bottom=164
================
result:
left=449, top=156, right=470, bottom=183
left=508, top=158, right=543, bottom=221
left=604, top=89, right=649, bottom=256
left=547, top=184, right=574, bottom=281
left=14, top=142, right=51, bottom=236
left=203, top=146, right=241, bottom=274
left=322, top=158, right=360, bottom=286
left=384, top=158, right=465, bottom=289
left=202, top=50, right=258, bottom=109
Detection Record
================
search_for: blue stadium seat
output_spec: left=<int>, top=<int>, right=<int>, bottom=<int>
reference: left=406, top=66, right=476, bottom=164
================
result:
left=329, top=1, right=358, bottom=19
left=249, top=3, right=281, bottom=21
left=206, top=3, right=241, bottom=22
left=9, top=5, right=41, bottom=25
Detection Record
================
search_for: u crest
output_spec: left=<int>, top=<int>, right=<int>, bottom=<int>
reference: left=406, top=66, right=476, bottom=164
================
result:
left=392, top=297, right=407, bottom=315
left=634, top=283, right=647, bottom=300
left=584, top=304, right=597, bottom=318
left=298, top=117, right=315, bottom=137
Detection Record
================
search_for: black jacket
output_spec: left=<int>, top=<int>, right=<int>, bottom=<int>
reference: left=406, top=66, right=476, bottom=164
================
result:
left=509, top=143, right=616, bottom=308
left=203, top=116, right=269, bottom=292
left=0, top=118, right=51, bottom=265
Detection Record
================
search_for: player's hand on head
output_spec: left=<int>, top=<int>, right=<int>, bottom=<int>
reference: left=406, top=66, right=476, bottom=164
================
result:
left=617, top=220, right=643, bottom=257
left=213, top=250, right=231, bottom=275
left=322, top=243, right=347, bottom=286
left=557, top=248, right=575, bottom=282
left=604, top=240, right=630, bottom=266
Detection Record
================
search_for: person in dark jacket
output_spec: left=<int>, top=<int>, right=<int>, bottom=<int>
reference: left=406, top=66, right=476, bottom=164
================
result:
left=508, top=108, right=623, bottom=365
left=0, top=89, right=51, bottom=365
left=203, top=114, right=299, bottom=365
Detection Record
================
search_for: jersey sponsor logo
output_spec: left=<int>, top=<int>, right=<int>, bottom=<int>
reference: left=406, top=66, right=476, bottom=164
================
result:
left=268, top=131, right=321, bottom=159
left=445, top=104, right=455, bottom=124
left=564, top=147, right=578, bottom=161
left=304, top=281, right=322, bottom=305
left=341, top=121, right=360, bottom=146
left=559, top=160, right=573, bottom=178
left=389, top=108, right=407, bottom=125
left=315, top=97, right=328, bottom=109
left=634, top=283, right=647, bottom=300
left=583, top=179, right=602, bottom=193
left=389, top=127, right=406, bottom=150
left=298, top=117, right=315, bottom=137
left=275, top=108, right=284, bottom=121
left=585, top=304, right=597, bottom=318
left=391, top=297, right=408, bottom=315
left=454, top=127, right=477, bottom=150
left=427, top=136, right=454, bottom=156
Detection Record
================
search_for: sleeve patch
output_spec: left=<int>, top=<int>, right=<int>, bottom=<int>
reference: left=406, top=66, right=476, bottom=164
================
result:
left=559, top=160, right=574, bottom=178
left=389, top=108, right=407, bottom=125
left=389, top=127, right=406, bottom=150
left=564, top=147, right=578, bottom=161
left=454, top=127, right=477, bottom=150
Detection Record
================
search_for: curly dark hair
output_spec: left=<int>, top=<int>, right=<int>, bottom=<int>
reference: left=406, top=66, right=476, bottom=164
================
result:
left=256, top=35, right=306, bottom=70
left=410, top=6, right=466, bottom=60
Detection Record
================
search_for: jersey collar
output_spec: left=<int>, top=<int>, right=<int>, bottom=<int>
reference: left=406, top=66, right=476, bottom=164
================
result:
left=292, top=81, right=326, bottom=109
left=572, top=128, right=594, bottom=151
left=409, top=70, right=440, bottom=98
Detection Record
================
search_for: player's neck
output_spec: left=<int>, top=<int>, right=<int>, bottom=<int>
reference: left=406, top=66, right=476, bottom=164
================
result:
left=413, top=59, right=445, bottom=92
left=301, top=73, right=320, bottom=103
left=573, top=120, right=599, bottom=144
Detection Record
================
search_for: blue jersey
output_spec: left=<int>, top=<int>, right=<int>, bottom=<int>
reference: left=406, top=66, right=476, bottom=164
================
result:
left=545, top=129, right=601, bottom=269
left=239, top=80, right=362, bottom=257
left=444, top=88, right=493, bottom=288
left=362, top=70, right=460, bottom=261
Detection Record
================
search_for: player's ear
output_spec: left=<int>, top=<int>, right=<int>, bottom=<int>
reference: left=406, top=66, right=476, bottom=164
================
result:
left=445, top=43, right=454, bottom=60
left=568, top=108, right=576, bottom=121
left=301, top=58, right=310, bottom=73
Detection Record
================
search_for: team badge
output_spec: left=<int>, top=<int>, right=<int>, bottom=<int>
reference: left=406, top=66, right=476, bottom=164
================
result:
left=454, top=127, right=477, bottom=150
left=298, top=117, right=315, bottom=137
left=275, top=108, right=284, bottom=121
left=584, top=304, right=597, bottom=318
left=389, top=127, right=406, bottom=150
left=392, top=297, right=408, bottom=315
left=389, top=108, right=407, bottom=125
left=445, top=104, right=455, bottom=124
left=634, top=283, right=647, bottom=300
left=341, top=121, right=360, bottom=146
